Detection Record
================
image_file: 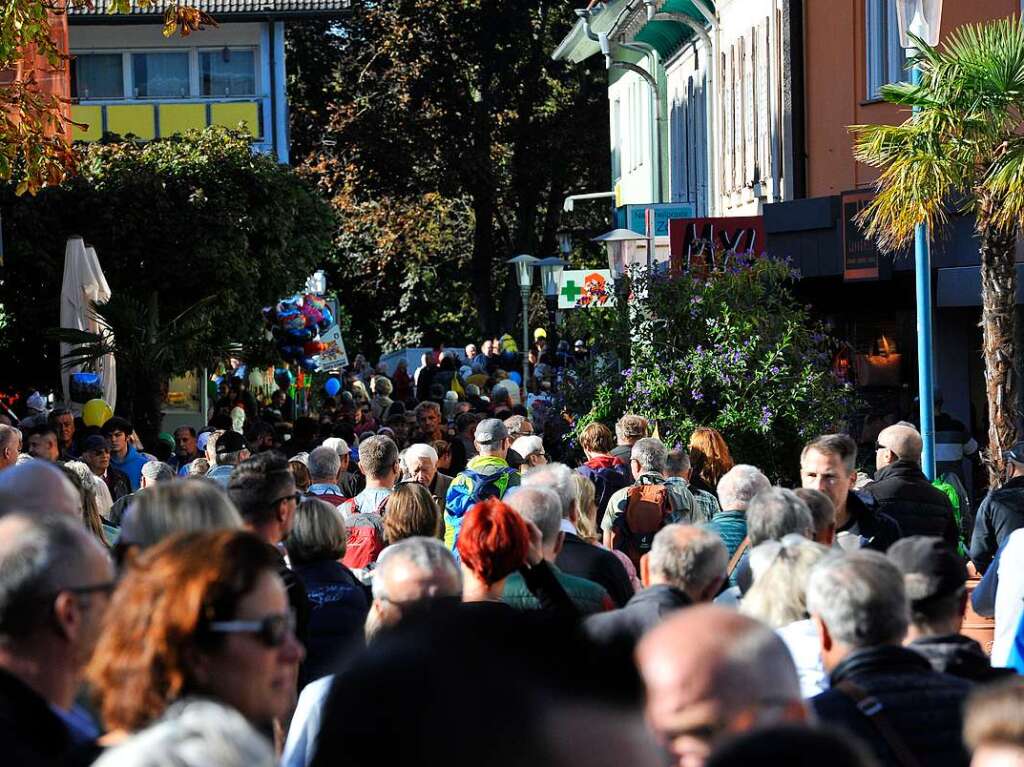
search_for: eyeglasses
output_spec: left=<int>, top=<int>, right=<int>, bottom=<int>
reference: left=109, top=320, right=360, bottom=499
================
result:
left=67, top=581, right=117, bottom=598
left=208, top=611, right=296, bottom=648
left=270, top=492, right=302, bottom=507
left=875, top=441, right=900, bottom=460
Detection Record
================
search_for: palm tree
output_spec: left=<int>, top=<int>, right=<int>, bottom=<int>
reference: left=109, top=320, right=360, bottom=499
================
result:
left=852, top=17, right=1024, bottom=483
left=51, top=292, right=223, bottom=448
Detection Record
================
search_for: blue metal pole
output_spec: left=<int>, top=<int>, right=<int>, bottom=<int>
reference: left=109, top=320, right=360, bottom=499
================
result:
left=912, top=60, right=937, bottom=480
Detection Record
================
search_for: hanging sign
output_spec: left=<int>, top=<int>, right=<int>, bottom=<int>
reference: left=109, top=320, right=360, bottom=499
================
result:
left=842, top=190, right=882, bottom=282
left=558, top=269, right=616, bottom=309
left=317, top=324, right=349, bottom=370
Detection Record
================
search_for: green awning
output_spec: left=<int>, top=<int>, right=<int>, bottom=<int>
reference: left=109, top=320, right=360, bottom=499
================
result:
left=634, top=0, right=712, bottom=59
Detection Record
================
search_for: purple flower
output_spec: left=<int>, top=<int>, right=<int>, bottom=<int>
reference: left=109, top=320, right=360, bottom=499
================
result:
left=769, top=366, right=781, bottom=376
left=621, top=367, right=633, bottom=378
left=691, top=389, right=704, bottom=402
left=695, top=345, right=703, bottom=355
left=760, top=406, right=773, bottom=426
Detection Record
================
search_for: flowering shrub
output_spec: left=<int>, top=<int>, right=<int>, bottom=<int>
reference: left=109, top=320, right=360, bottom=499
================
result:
left=565, top=252, right=854, bottom=483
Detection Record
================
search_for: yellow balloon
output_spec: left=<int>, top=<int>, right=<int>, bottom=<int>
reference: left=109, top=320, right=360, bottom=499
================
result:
left=82, top=399, right=112, bottom=428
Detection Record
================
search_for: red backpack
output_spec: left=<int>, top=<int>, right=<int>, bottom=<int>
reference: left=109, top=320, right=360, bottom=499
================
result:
left=611, top=484, right=673, bottom=570
left=341, top=513, right=385, bottom=570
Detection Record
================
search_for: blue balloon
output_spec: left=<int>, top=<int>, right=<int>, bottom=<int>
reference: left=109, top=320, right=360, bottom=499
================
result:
left=324, top=377, right=341, bottom=397
left=509, top=371, right=522, bottom=385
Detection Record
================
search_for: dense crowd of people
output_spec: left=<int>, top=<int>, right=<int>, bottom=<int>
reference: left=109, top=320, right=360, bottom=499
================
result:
left=2, top=339, right=1024, bottom=767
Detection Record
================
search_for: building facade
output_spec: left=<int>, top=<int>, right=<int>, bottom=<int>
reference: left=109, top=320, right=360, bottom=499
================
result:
left=67, top=0, right=351, bottom=162
left=553, top=0, right=1024, bottom=475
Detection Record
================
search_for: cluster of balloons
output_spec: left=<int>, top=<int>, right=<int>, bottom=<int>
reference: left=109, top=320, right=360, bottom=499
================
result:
left=263, top=294, right=335, bottom=371
left=82, top=398, right=113, bottom=427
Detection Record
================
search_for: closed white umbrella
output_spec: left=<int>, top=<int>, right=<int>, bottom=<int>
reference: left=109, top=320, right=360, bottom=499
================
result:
left=60, top=236, right=117, bottom=409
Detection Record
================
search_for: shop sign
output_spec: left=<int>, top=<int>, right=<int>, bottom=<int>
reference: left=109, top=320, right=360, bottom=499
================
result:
left=668, top=216, right=766, bottom=273
left=619, top=203, right=697, bottom=237
left=842, top=191, right=882, bottom=281
left=558, top=269, right=616, bottom=309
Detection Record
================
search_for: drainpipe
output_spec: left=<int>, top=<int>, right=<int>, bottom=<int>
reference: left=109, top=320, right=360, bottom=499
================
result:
left=599, top=32, right=664, bottom=205
left=652, top=12, right=716, bottom=216
left=581, top=8, right=665, bottom=204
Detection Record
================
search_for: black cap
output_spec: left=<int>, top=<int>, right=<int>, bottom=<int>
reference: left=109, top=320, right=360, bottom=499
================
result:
left=1004, top=441, right=1024, bottom=465
left=215, top=430, right=247, bottom=455
left=83, top=434, right=112, bottom=453
left=887, top=536, right=967, bottom=604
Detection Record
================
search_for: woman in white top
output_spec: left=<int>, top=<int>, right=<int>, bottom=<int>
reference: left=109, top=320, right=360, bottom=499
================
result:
left=741, top=534, right=832, bottom=698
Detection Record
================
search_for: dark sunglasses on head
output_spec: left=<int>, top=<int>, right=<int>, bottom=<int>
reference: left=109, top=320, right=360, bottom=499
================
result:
left=270, top=492, right=303, bottom=507
left=208, top=611, right=296, bottom=648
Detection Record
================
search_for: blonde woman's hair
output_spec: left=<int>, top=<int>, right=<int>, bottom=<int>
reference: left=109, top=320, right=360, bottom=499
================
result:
left=740, top=536, right=831, bottom=628
left=572, top=473, right=598, bottom=543
left=119, top=480, right=244, bottom=549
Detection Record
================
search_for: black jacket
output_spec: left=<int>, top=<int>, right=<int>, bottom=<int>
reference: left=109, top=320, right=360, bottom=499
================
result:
left=295, top=560, right=369, bottom=686
left=908, top=634, right=1014, bottom=684
left=0, top=667, right=73, bottom=767
left=811, top=645, right=971, bottom=767
left=584, top=584, right=691, bottom=650
left=555, top=533, right=634, bottom=608
left=841, top=491, right=903, bottom=552
left=866, top=461, right=958, bottom=545
left=970, top=475, right=1024, bottom=573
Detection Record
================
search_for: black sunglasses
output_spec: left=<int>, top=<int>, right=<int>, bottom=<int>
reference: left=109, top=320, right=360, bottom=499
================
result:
left=270, top=492, right=303, bottom=507
left=208, top=611, right=296, bottom=648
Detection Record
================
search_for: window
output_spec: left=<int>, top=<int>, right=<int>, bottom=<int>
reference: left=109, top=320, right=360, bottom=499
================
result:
left=866, top=0, right=905, bottom=98
left=72, top=53, right=123, bottom=99
left=200, top=49, right=256, bottom=97
left=131, top=52, right=189, bottom=98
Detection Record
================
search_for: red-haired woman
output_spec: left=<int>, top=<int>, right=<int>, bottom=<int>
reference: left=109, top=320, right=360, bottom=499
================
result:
left=87, top=530, right=304, bottom=746
left=456, top=499, right=575, bottom=615
left=688, top=426, right=735, bottom=499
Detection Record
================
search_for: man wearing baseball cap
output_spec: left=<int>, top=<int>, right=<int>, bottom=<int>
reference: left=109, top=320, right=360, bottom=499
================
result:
left=205, top=430, right=251, bottom=487
left=443, top=418, right=521, bottom=552
left=970, top=440, right=1024, bottom=574
left=889, top=536, right=1010, bottom=683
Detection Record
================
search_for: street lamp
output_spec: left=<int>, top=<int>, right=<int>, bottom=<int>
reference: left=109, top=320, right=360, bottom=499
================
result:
left=507, top=254, right=538, bottom=392
left=896, top=0, right=942, bottom=47
left=897, top=0, right=941, bottom=480
left=537, top=256, right=569, bottom=363
left=593, top=228, right=647, bottom=286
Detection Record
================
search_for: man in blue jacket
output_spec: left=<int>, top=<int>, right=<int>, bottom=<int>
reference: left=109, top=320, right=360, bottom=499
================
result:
left=101, top=417, right=148, bottom=490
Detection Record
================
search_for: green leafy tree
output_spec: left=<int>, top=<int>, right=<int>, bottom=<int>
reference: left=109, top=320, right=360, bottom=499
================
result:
left=299, top=0, right=610, bottom=346
left=1, top=0, right=209, bottom=193
left=0, top=127, right=335, bottom=441
left=852, top=18, right=1024, bottom=481
left=565, top=256, right=852, bottom=483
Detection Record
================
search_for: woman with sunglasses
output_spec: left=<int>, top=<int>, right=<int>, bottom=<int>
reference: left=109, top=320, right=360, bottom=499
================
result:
left=87, top=530, right=304, bottom=748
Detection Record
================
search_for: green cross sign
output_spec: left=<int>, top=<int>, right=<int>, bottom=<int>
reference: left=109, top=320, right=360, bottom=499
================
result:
left=561, top=279, right=582, bottom=303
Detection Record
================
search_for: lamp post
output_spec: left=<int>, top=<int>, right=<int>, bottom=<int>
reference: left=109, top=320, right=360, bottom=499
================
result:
left=593, top=228, right=647, bottom=296
left=537, top=256, right=569, bottom=365
left=507, top=254, right=538, bottom=394
left=897, top=0, right=942, bottom=480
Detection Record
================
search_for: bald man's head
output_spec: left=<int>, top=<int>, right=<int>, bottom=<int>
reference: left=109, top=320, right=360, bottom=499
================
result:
left=877, top=424, right=923, bottom=468
left=637, top=605, right=804, bottom=767
left=0, top=462, right=80, bottom=519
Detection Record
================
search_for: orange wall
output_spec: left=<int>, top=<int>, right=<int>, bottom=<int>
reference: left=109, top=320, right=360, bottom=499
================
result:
left=803, top=0, right=1018, bottom=198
